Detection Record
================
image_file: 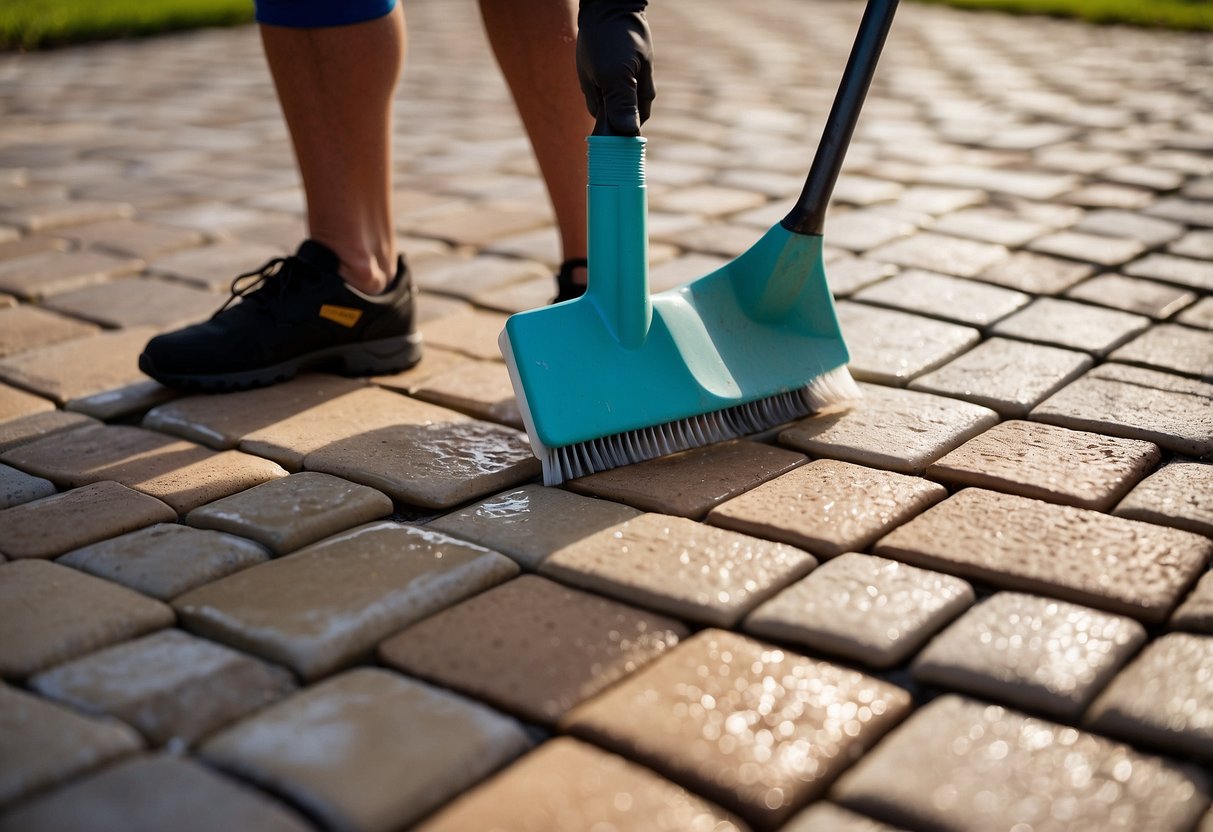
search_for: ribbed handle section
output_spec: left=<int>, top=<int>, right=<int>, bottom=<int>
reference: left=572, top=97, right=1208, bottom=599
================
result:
left=588, top=135, right=646, bottom=186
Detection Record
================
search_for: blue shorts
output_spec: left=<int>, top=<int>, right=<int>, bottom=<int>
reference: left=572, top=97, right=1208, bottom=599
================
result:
left=255, top=0, right=397, bottom=28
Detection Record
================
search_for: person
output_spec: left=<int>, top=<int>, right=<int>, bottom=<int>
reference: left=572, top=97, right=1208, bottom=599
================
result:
left=139, top=0, right=654, bottom=391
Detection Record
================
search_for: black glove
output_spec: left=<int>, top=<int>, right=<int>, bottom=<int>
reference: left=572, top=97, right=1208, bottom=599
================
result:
left=576, top=0, right=655, bottom=136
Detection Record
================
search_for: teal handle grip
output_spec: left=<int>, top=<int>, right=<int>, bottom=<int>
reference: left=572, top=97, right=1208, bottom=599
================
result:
left=587, top=135, right=650, bottom=348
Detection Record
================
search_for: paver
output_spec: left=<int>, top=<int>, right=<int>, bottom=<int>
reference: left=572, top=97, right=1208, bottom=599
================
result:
left=42, top=277, right=221, bottom=330
left=371, top=346, right=472, bottom=394
left=1032, top=363, right=1213, bottom=456
left=56, top=218, right=204, bottom=259
left=0, top=200, right=131, bottom=232
left=0, top=409, right=97, bottom=454
left=0, top=304, right=98, bottom=358
left=1110, top=323, right=1213, bottom=379
left=875, top=488, right=1211, bottom=624
left=1086, top=632, right=1213, bottom=761
left=779, top=383, right=998, bottom=475
left=1027, top=230, right=1145, bottom=267
left=0, top=560, right=174, bottom=679
left=1065, top=182, right=1154, bottom=210
left=565, top=440, right=807, bottom=520
left=912, top=592, right=1146, bottom=720
left=1074, top=209, right=1185, bottom=247
left=0, top=249, right=141, bottom=299
left=415, top=309, right=509, bottom=360
left=0, top=754, right=314, bottom=832
left=823, top=256, right=896, bottom=297
left=401, top=203, right=551, bottom=246
left=173, top=521, right=518, bottom=679
left=562, top=629, right=912, bottom=828
left=416, top=737, right=747, bottom=832
left=0, top=236, right=64, bottom=266
left=0, top=683, right=142, bottom=809
left=745, top=552, right=973, bottom=669
left=927, top=420, right=1160, bottom=510
left=1104, top=163, right=1185, bottom=192
left=147, top=242, right=284, bottom=291
left=1147, top=196, right=1213, bottom=228
left=200, top=668, right=531, bottom=832
left=412, top=254, right=546, bottom=298
left=1172, top=572, right=1213, bottom=634
left=380, top=575, right=687, bottom=724
left=707, top=459, right=945, bottom=558
left=836, top=302, right=980, bottom=385
left=819, top=209, right=914, bottom=252
left=427, top=484, right=641, bottom=571
left=0, top=481, right=175, bottom=560
left=1065, top=273, right=1196, bottom=320
left=145, top=203, right=277, bottom=239
left=1113, top=459, right=1213, bottom=540
left=1179, top=297, right=1213, bottom=329
left=540, top=513, right=816, bottom=626
left=411, top=358, right=521, bottom=428
left=851, top=270, right=1028, bottom=329
left=977, top=250, right=1095, bottom=295
left=919, top=165, right=1080, bottom=200
left=649, top=185, right=766, bottom=217
left=931, top=208, right=1048, bottom=247
left=1171, top=230, right=1213, bottom=261
left=866, top=232, right=1006, bottom=278
left=833, top=695, right=1210, bottom=832
left=647, top=253, right=731, bottom=292
left=1125, top=253, right=1213, bottom=293
left=0, top=381, right=53, bottom=423
left=186, top=472, right=393, bottom=555
left=57, top=525, right=266, bottom=602
left=0, top=462, right=54, bottom=509
left=990, top=297, right=1151, bottom=355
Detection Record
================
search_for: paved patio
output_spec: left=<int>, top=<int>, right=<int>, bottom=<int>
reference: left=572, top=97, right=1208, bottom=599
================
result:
left=0, top=0, right=1211, bottom=829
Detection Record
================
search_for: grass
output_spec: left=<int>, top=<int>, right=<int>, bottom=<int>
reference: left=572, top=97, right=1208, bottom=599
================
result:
left=1, top=0, right=254, bottom=50
left=914, top=0, right=1213, bottom=31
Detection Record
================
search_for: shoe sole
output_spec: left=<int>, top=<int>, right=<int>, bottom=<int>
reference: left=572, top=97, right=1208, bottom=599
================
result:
left=140, top=333, right=425, bottom=393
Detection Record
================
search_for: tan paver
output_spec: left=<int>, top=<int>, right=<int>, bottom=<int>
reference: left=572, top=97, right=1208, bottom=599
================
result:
left=420, top=308, right=510, bottom=360
left=412, top=253, right=546, bottom=298
left=707, top=459, right=945, bottom=557
left=0, top=409, right=97, bottom=454
left=1172, top=572, right=1213, bottom=634
left=649, top=184, right=766, bottom=217
left=912, top=592, right=1146, bottom=719
left=1113, top=459, right=1213, bottom=538
left=380, top=575, right=687, bottom=724
left=1032, top=363, right=1213, bottom=456
left=779, top=383, right=999, bottom=474
left=1065, top=273, right=1196, bottom=319
left=0, top=304, right=97, bottom=359
left=411, top=358, right=521, bottom=427
left=0, top=481, right=175, bottom=560
left=416, top=737, right=748, bottom=832
left=991, top=297, right=1151, bottom=355
left=541, top=513, right=816, bottom=626
left=58, top=523, right=269, bottom=601
left=867, top=232, right=1007, bottom=278
left=42, top=277, right=220, bottom=331
left=148, top=242, right=283, bottom=291
left=0, top=235, right=69, bottom=263
left=875, top=488, right=1211, bottom=624
left=782, top=803, right=905, bottom=832
left=401, top=203, right=551, bottom=246
left=0, top=199, right=131, bottom=233
left=427, top=484, right=641, bottom=570
left=0, top=381, right=53, bottom=423
left=174, top=521, right=518, bottom=680
left=0, top=754, right=313, bottom=832
left=833, top=695, right=1210, bottom=832
left=0, top=683, right=142, bottom=808
left=28, top=630, right=296, bottom=749
left=1171, top=230, right=1213, bottom=261
left=745, top=552, right=974, bottom=669
left=0, top=249, right=141, bottom=300
left=823, top=256, right=897, bottom=297
left=566, top=440, right=807, bottom=520
left=57, top=218, right=204, bottom=259
left=1125, top=252, right=1213, bottom=293
left=927, top=420, right=1161, bottom=510
left=851, top=270, right=1029, bottom=328
left=562, top=629, right=912, bottom=828
left=977, top=250, right=1095, bottom=294
left=1085, top=632, right=1213, bottom=760
left=371, top=346, right=473, bottom=394
left=836, top=302, right=981, bottom=385
left=200, top=668, right=532, bottom=832
left=0, top=560, right=174, bottom=679
left=0, top=462, right=54, bottom=509
left=186, top=472, right=392, bottom=555
left=1179, top=297, right=1213, bottom=329
left=1110, top=323, right=1213, bottom=379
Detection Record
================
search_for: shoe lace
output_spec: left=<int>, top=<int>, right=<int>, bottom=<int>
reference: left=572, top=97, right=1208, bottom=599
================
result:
left=214, top=256, right=297, bottom=318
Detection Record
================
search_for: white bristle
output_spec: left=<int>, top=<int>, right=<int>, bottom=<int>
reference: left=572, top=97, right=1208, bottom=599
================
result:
left=535, top=365, right=862, bottom=485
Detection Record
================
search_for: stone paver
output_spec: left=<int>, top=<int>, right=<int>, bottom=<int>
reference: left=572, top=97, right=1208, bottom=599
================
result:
left=412, top=254, right=546, bottom=299
left=0, top=409, right=98, bottom=455
left=867, top=232, right=1007, bottom=278
left=782, top=803, right=904, bottom=832
left=58, top=523, right=269, bottom=600
left=745, top=552, right=974, bottom=669
left=836, top=302, right=981, bottom=385
left=927, top=420, right=1161, bottom=510
left=1171, top=230, right=1213, bottom=261
left=28, top=629, right=296, bottom=749
left=1066, top=273, right=1197, bottom=320
left=833, top=695, right=1210, bottom=832
left=1028, top=230, right=1145, bottom=267
left=174, top=521, right=518, bottom=679
left=42, top=277, right=221, bottom=330
left=875, top=488, right=1211, bottom=624
left=824, top=256, right=897, bottom=297
left=200, top=668, right=531, bottom=832
left=1113, top=460, right=1213, bottom=539
left=1179, top=297, right=1213, bottom=329
left=410, top=358, right=521, bottom=427
left=540, top=513, right=817, bottom=626
left=912, top=592, right=1146, bottom=719
left=1086, top=632, right=1213, bottom=761
left=419, top=308, right=511, bottom=360
left=563, top=629, right=912, bottom=828
left=0, top=304, right=97, bottom=358
left=380, top=575, right=687, bottom=724
left=977, top=250, right=1095, bottom=294
left=1172, top=572, right=1213, bottom=635
left=1125, top=253, right=1213, bottom=293
left=57, top=218, right=204, bottom=259
left=932, top=207, right=1049, bottom=247
left=0, top=381, right=53, bottom=423
left=1075, top=209, right=1185, bottom=247
left=0, top=249, right=141, bottom=299
left=1110, top=323, right=1213, bottom=379
left=991, top=297, right=1151, bottom=355
left=851, top=269, right=1029, bottom=328
left=0, top=462, right=55, bottom=509
left=186, top=472, right=393, bottom=555
left=147, top=242, right=283, bottom=291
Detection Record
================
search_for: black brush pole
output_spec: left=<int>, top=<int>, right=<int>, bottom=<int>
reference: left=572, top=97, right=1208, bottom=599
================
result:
left=783, top=0, right=900, bottom=236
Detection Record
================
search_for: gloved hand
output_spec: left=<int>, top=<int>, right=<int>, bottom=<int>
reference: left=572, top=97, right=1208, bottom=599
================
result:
left=576, top=0, right=655, bottom=136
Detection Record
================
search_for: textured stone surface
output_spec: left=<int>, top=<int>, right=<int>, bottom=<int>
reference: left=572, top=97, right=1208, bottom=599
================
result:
left=58, top=523, right=269, bottom=600
left=186, top=472, right=393, bottom=555
left=29, top=630, right=296, bottom=748
left=0, top=560, right=174, bottom=679
left=42, top=277, right=220, bottom=330
left=427, top=484, right=641, bottom=571
left=836, top=302, right=981, bottom=385
left=58, top=218, right=204, bottom=259
left=541, top=513, right=816, bottom=626
left=991, top=297, right=1151, bottom=355
left=174, top=521, right=518, bottom=679
left=1172, top=572, right=1213, bottom=634
left=0, top=408, right=75, bottom=456
left=932, top=208, right=1049, bottom=247
left=1065, top=274, right=1196, bottom=319
left=1032, top=363, right=1213, bottom=456
left=1028, top=230, right=1145, bottom=267
left=1179, top=297, right=1213, bottom=329
left=411, top=358, right=521, bottom=427
left=824, top=256, right=897, bottom=297
left=977, top=251, right=1095, bottom=294
left=563, top=629, right=912, bottom=827
left=0, top=480, right=175, bottom=560
left=851, top=270, right=1029, bottom=328
left=380, top=575, right=687, bottom=724
left=1114, top=459, right=1213, bottom=538
left=1110, top=323, right=1213, bottom=379
left=420, top=309, right=511, bottom=360
left=867, top=232, right=1007, bottom=278
left=833, top=695, right=1210, bottom=832
left=0, top=381, right=53, bottom=423
left=1086, top=632, right=1213, bottom=760
left=746, top=553, right=973, bottom=669
left=1074, top=209, right=1185, bottom=247
left=782, top=803, right=906, bottom=832
left=0, top=326, right=164, bottom=408
left=1125, top=253, right=1213, bottom=292
left=200, top=668, right=531, bottom=832
left=566, top=440, right=807, bottom=520
left=912, top=593, right=1146, bottom=719
left=707, top=460, right=945, bottom=558
left=927, top=420, right=1161, bottom=510
left=0, top=249, right=141, bottom=299
left=416, top=737, right=747, bottom=832
left=412, top=254, right=546, bottom=298
left=148, top=242, right=283, bottom=291
left=779, top=383, right=999, bottom=474
left=875, top=489, right=1211, bottom=623
left=0, top=462, right=54, bottom=509
left=0, top=683, right=142, bottom=808
left=0, top=304, right=97, bottom=359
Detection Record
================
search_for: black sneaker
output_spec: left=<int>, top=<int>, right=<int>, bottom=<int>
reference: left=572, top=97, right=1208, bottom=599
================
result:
left=552, top=256, right=588, bottom=303
left=140, top=239, right=423, bottom=392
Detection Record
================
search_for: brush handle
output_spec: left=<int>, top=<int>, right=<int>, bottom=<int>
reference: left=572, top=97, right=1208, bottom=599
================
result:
left=783, top=0, right=899, bottom=236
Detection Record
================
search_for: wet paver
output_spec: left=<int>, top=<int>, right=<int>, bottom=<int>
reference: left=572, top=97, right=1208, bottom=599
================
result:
left=1172, top=572, right=1213, bottom=634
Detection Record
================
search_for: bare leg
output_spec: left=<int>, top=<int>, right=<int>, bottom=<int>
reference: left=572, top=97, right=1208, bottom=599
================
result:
left=479, top=0, right=593, bottom=286
left=260, top=6, right=405, bottom=294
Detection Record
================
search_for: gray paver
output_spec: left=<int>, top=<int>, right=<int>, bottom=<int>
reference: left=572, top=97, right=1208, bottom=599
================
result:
left=0, top=249, right=141, bottom=300
left=990, top=297, right=1151, bottom=356
left=1066, top=274, right=1196, bottom=320
left=836, top=302, right=981, bottom=385
left=867, top=232, right=1007, bottom=278
left=1110, top=323, right=1213, bottom=379
left=977, top=251, right=1095, bottom=295
left=852, top=269, right=1029, bottom=328
left=0, top=462, right=55, bottom=509
left=1125, top=253, right=1213, bottom=293
left=1179, top=297, right=1213, bottom=329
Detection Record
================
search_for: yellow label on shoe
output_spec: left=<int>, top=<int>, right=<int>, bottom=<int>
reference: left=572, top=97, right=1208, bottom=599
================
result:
left=319, top=305, right=363, bottom=327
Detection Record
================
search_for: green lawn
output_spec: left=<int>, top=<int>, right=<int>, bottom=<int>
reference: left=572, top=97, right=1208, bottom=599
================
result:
left=914, top=0, right=1213, bottom=30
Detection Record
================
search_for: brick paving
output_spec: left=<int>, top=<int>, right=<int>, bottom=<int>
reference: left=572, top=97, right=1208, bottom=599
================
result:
left=0, top=0, right=1211, bottom=829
